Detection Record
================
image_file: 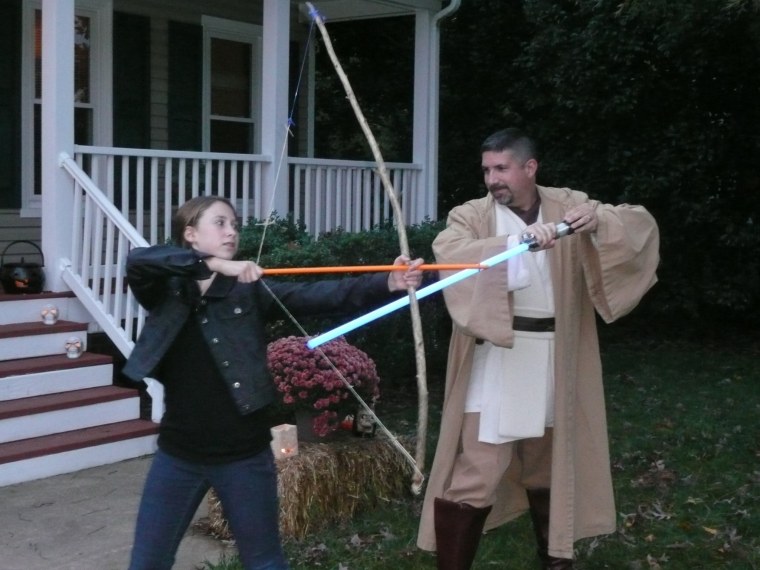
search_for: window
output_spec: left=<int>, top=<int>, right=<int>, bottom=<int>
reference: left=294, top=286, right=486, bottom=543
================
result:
left=21, top=0, right=110, bottom=216
left=202, top=17, right=262, bottom=154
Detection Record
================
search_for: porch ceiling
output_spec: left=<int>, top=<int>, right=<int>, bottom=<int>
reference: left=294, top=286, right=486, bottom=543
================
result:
left=296, top=0, right=443, bottom=22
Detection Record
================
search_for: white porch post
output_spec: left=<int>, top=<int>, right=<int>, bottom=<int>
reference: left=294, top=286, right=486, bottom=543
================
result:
left=260, top=0, right=291, bottom=218
left=412, top=9, right=435, bottom=223
left=40, top=0, right=75, bottom=292
left=413, top=2, right=461, bottom=224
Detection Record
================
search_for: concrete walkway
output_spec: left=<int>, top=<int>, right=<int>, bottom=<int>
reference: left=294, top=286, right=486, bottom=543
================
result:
left=0, top=455, right=236, bottom=570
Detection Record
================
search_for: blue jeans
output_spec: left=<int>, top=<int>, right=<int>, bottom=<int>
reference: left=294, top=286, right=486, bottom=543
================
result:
left=129, top=448, right=289, bottom=570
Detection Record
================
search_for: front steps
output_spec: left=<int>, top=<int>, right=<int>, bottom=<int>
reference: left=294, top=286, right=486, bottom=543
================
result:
left=0, top=292, right=157, bottom=487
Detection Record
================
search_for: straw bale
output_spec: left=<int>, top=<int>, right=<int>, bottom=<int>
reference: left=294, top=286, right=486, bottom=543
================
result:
left=200, top=434, right=414, bottom=541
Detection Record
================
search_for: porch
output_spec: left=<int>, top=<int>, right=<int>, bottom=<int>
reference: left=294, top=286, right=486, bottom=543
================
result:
left=0, top=0, right=459, bottom=485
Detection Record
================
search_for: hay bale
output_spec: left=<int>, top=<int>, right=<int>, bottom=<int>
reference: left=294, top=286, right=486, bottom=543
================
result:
left=201, top=435, right=414, bottom=541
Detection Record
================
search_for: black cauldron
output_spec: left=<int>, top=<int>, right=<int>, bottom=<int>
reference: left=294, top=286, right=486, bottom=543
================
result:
left=0, top=240, right=46, bottom=294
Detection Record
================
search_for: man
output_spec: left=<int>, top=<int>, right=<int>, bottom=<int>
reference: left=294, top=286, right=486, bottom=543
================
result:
left=417, top=128, right=659, bottom=569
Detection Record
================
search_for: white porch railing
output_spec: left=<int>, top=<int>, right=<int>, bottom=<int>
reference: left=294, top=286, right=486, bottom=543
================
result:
left=74, top=145, right=273, bottom=245
left=58, top=153, right=166, bottom=422
left=57, top=147, right=423, bottom=421
left=289, top=157, right=423, bottom=234
left=74, top=146, right=423, bottom=239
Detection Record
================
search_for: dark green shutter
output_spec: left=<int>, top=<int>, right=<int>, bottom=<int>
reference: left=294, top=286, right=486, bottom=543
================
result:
left=113, top=11, right=150, bottom=149
left=0, top=0, right=21, bottom=208
left=168, top=21, right=202, bottom=151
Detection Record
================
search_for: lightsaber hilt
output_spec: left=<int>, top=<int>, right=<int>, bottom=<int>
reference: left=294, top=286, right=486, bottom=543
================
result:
left=521, top=220, right=575, bottom=250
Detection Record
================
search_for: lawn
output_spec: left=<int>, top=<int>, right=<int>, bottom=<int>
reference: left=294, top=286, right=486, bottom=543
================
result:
left=205, top=326, right=760, bottom=569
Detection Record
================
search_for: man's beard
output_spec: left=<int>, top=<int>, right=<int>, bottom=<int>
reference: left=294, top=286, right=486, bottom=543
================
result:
left=489, top=186, right=513, bottom=206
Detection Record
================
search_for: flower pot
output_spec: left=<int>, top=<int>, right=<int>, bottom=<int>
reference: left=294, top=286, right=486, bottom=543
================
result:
left=295, top=410, right=339, bottom=442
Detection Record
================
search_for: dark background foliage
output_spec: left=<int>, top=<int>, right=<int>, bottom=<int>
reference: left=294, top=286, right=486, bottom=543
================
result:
left=311, top=0, right=760, bottom=329
left=238, top=217, right=451, bottom=384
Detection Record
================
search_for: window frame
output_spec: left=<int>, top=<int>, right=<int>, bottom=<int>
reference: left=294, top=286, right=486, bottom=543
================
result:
left=201, top=16, right=262, bottom=154
left=20, top=0, right=112, bottom=217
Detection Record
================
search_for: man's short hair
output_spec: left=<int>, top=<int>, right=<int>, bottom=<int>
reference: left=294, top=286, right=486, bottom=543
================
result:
left=480, top=128, right=538, bottom=163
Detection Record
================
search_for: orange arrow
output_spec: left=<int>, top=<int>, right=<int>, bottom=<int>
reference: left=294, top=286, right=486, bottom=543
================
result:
left=262, top=263, right=486, bottom=275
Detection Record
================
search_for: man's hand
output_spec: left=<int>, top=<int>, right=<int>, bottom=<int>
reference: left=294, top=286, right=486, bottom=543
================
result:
left=521, top=222, right=559, bottom=251
left=563, top=203, right=599, bottom=234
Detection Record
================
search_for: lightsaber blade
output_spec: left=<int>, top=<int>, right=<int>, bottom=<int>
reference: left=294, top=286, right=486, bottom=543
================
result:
left=262, top=263, right=486, bottom=275
left=306, top=242, right=530, bottom=349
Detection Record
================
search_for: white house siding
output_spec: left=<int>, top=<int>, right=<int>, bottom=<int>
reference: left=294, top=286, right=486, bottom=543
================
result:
left=112, top=0, right=310, bottom=155
left=0, top=210, right=42, bottom=262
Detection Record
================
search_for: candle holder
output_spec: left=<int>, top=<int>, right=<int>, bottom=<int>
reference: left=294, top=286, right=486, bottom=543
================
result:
left=352, top=406, right=377, bottom=438
left=40, top=304, right=59, bottom=325
left=64, top=336, right=83, bottom=359
left=270, top=424, right=299, bottom=459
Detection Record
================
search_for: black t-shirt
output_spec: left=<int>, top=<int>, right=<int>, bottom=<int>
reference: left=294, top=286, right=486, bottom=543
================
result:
left=155, top=310, right=273, bottom=464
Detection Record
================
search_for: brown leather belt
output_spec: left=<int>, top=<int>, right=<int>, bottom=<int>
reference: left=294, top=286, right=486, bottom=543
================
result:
left=512, top=316, right=555, bottom=332
left=475, top=316, right=555, bottom=344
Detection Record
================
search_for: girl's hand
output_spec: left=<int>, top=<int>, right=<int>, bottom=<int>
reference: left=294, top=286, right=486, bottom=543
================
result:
left=388, top=255, right=424, bottom=291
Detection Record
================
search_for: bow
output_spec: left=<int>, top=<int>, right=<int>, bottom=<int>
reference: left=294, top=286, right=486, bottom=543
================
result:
left=304, top=2, right=428, bottom=493
left=252, top=3, right=429, bottom=493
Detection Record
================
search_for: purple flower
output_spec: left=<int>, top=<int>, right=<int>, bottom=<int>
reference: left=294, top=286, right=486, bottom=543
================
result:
left=267, top=335, right=380, bottom=436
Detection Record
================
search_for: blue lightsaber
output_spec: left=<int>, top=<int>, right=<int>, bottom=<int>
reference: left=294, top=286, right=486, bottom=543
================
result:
left=306, top=221, right=574, bottom=349
left=306, top=243, right=529, bottom=349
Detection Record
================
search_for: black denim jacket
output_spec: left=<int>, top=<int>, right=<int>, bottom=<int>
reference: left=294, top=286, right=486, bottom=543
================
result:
left=122, top=245, right=395, bottom=415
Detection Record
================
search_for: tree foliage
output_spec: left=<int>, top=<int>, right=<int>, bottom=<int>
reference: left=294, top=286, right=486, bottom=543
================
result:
left=313, top=0, right=760, bottom=325
left=442, top=0, right=760, bottom=324
left=312, top=16, right=415, bottom=162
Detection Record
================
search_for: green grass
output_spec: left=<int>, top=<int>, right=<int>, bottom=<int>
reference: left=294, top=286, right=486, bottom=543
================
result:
left=206, top=329, right=760, bottom=569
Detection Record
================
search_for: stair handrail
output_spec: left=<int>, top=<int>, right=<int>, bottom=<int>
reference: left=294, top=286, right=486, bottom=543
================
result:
left=59, top=153, right=149, bottom=249
left=58, top=152, right=164, bottom=422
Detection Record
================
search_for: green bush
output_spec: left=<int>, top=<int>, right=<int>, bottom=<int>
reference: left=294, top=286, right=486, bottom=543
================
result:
left=237, top=216, right=451, bottom=386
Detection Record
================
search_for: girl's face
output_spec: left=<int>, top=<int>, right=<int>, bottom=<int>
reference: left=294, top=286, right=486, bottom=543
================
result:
left=183, top=201, right=239, bottom=259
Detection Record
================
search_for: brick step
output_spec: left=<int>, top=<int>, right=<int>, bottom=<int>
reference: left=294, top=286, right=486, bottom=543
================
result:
left=0, top=291, right=75, bottom=303
left=0, top=291, right=91, bottom=326
left=0, top=418, right=158, bottom=464
left=0, top=386, right=141, bottom=444
left=0, top=352, right=114, bottom=402
left=0, top=320, right=89, bottom=361
left=0, top=319, right=87, bottom=339
left=0, top=385, right=134, bottom=420
left=0, top=351, right=111, bottom=379
left=0, top=419, right=158, bottom=486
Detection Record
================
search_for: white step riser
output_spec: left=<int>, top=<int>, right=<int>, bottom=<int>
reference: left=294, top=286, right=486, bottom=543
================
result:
left=0, top=435, right=158, bottom=488
left=0, top=364, right=113, bottom=402
left=0, top=297, right=92, bottom=326
left=0, top=398, right=141, bottom=444
left=0, top=332, right=88, bottom=361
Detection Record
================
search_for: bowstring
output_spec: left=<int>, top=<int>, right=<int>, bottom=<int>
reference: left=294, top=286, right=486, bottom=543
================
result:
left=259, top=280, right=421, bottom=478
left=253, top=16, right=423, bottom=484
left=254, top=16, right=315, bottom=266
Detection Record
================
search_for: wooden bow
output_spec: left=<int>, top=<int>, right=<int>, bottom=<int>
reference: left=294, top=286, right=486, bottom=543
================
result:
left=306, top=2, right=428, bottom=494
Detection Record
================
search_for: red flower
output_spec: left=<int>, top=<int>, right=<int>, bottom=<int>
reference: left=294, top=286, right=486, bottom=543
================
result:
left=267, top=335, right=380, bottom=437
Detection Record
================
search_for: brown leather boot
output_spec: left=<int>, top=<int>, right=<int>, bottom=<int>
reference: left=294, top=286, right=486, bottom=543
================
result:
left=434, top=497, right=492, bottom=570
left=526, top=488, right=574, bottom=569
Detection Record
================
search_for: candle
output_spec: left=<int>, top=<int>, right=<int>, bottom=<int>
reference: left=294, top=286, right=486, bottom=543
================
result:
left=270, top=424, right=299, bottom=459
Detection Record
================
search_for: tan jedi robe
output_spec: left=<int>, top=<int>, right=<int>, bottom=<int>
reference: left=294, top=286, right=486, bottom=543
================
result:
left=417, top=186, right=660, bottom=559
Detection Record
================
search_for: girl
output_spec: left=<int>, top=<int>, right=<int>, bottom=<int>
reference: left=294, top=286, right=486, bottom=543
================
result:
left=123, top=196, right=423, bottom=569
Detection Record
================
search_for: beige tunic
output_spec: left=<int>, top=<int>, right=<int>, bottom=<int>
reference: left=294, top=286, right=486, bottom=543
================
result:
left=416, top=186, right=660, bottom=559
